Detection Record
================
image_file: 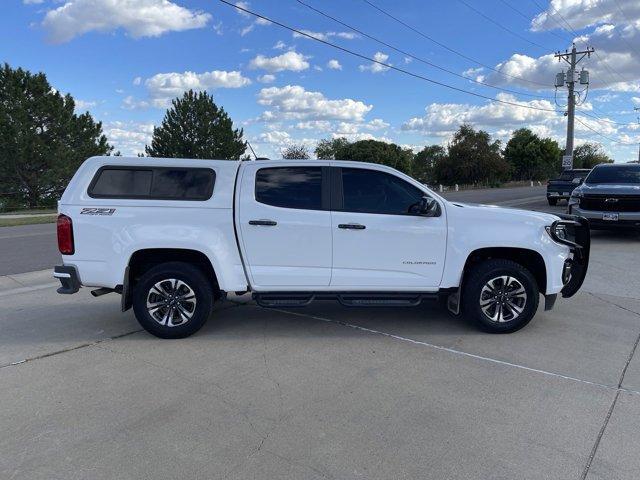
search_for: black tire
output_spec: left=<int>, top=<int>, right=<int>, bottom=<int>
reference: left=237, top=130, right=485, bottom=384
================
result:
left=462, top=259, right=539, bottom=333
left=132, top=261, right=213, bottom=339
left=547, top=197, right=558, bottom=206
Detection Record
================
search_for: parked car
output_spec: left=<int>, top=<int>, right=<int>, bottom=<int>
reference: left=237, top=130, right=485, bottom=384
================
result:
left=546, top=169, right=591, bottom=205
left=568, top=163, right=640, bottom=229
left=54, top=156, right=590, bottom=338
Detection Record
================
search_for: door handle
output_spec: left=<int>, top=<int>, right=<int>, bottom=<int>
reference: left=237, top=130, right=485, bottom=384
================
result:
left=338, top=223, right=366, bottom=230
left=249, top=219, right=277, bottom=226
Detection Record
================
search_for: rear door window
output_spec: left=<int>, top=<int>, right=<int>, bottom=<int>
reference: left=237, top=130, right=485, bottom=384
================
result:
left=255, top=167, right=323, bottom=210
left=89, top=167, right=215, bottom=200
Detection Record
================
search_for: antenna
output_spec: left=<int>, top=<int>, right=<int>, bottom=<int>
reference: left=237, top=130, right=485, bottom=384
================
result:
left=246, top=141, right=258, bottom=160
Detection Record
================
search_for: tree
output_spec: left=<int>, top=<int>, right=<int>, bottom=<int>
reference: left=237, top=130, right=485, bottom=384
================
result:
left=315, top=137, right=350, bottom=159
left=281, top=144, right=310, bottom=159
left=434, top=124, right=510, bottom=186
left=413, top=145, right=445, bottom=184
left=504, top=128, right=561, bottom=180
left=145, top=90, right=246, bottom=159
left=334, top=139, right=414, bottom=174
left=573, top=143, right=614, bottom=169
left=0, top=63, right=111, bottom=208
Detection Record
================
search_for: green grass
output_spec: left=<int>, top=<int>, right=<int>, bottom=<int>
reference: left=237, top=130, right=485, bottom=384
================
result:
left=1, top=208, right=57, bottom=215
left=0, top=215, right=57, bottom=227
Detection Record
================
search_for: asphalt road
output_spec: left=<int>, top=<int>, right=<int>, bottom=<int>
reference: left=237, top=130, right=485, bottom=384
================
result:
left=2, top=184, right=640, bottom=479
left=0, top=185, right=548, bottom=276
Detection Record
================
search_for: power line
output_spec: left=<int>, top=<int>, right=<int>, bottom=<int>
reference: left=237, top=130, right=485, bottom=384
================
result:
left=456, top=0, right=552, bottom=52
left=361, top=0, right=550, bottom=87
left=499, top=0, right=572, bottom=44
left=530, top=0, right=627, bottom=85
left=218, top=0, right=562, bottom=113
left=295, top=0, right=552, bottom=99
left=575, top=116, right=636, bottom=145
left=578, top=109, right=638, bottom=127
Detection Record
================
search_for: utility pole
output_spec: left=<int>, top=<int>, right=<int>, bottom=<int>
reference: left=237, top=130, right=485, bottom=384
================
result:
left=555, top=44, right=594, bottom=169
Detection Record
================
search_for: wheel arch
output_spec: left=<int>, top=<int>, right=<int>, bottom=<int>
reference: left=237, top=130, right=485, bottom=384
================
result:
left=122, top=248, right=219, bottom=311
left=462, top=247, right=547, bottom=294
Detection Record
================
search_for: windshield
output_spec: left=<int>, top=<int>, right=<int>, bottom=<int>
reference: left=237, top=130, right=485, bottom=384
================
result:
left=585, top=165, right=640, bottom=185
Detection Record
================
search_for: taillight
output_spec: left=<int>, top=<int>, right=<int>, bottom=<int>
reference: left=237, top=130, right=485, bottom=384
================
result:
left=57, top=214, right=75, bottom=255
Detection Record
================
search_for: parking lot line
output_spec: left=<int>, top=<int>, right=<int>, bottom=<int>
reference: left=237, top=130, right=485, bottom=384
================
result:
left=271, top=307, right=640, bottom=397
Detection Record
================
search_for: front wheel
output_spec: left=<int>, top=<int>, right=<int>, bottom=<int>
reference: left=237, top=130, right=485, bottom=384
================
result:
left=547, top=197, right=558, bottom=206
left=462, top=259, right=539, bottom=333
left=132, top=261, right=213, bottom=339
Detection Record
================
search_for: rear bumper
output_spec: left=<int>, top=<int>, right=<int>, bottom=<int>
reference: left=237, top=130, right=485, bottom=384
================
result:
left=53, top=265, right=81, bottom=294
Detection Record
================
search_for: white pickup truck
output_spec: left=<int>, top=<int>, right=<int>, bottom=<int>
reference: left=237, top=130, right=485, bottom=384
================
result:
left=54, top=156, right=590, bottom=338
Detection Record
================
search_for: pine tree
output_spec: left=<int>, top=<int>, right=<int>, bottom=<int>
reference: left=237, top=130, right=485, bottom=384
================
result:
left=0, top=63, right=111, bottom=208
left=145, top=90, right=246, bottom=160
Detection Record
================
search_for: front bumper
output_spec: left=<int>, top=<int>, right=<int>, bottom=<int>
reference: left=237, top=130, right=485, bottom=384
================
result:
left=548, top=215, right=591, bottom=298
left=568, top=205, right=640, bottom=229
left=53, top=265, right=81, bottom=294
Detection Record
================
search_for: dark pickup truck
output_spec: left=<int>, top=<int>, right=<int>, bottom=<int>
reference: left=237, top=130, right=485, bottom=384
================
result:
left=546, top=169, right=591, bottom=205
left=568, top=163, right=640, bottom=230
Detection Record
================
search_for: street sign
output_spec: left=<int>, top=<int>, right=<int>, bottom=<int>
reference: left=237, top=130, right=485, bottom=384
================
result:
left=562, top=155, right=573, bottom=168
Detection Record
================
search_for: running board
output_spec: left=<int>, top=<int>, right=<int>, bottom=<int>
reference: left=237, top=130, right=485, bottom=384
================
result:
left=254, top=291, right=438, bottom=308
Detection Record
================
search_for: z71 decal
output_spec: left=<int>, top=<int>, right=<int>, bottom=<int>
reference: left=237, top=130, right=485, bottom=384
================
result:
left=80, top=208, right=116, bottom=216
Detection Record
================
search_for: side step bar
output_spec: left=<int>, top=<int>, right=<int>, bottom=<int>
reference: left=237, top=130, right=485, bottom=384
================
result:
left=254, top=291, right=439, bottom=308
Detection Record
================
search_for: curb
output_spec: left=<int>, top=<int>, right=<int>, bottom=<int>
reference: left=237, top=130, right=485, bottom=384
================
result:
left=0, top=269, right=58, bottom=297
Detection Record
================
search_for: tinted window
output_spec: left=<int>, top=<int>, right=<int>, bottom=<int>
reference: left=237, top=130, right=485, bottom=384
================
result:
left=586, top=165, right=640, bottom=185
left=90, top=169, right=152, bottom=197
left=559, top=170, right=589, bottom=181
left=256, top=167, right=322, bottom=210
left=150, top=169, right=214, bottom=199
left=89, top=167, right=215, bottom=200
left=341, top=168, right=425, bottom=215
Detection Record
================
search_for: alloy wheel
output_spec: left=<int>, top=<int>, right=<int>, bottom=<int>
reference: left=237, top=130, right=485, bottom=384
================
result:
left=479, top=275, right=527, bottom=323
left=146, top=278, right=197, bottom=327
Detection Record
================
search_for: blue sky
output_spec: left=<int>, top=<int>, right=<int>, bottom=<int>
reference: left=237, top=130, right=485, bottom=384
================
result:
left=2, top=0, right=639, bottom=161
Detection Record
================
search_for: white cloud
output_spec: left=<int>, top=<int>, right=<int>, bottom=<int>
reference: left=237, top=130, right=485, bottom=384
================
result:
left=249, top=51, right=309, bottom=72
left=295, top=120, right=332, bottom=131
left=42, top=0, right=211, bottom=43
left=327, top=59, right=342, bottom=70
left=125, top=70, right=251, bottom=109
left=292, top=30, right=358, bottom=41
left=531, top=0, right=640, bottom=32
left=257, top=74, right=276, bottom=83
left=234, top=1, right=251, bottom=17
left=105, top=121, right=155, bottom=155
left=257, top=85, right=373, bottom=122
left=273, top=40, right=287, bottom=50
left=402, top=94, right=561, bottom=137
left=359, top=52, right=391, bottom=73
left=74, top=99, right=97, bottom=111
left=133, top=76, right=142, bottom=86
left=487, top=1, right=640, bottom=92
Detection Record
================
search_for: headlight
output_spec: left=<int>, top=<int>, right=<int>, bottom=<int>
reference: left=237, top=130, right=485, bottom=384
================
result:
left=571, top=190, right=584, bottom=199
left=546, top=224, right=567, bottom=241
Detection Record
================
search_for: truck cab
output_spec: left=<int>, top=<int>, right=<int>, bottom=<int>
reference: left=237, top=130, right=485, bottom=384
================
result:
left=54, top=156, right=590, bottom=338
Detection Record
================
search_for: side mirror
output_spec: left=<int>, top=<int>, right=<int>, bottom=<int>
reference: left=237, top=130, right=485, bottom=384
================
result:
left=413, top=196, right=440, bottom=217
left=572, top=177, right=583, bottom=185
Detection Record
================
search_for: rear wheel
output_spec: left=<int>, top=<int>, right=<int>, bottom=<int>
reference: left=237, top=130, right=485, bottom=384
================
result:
left=132, top=261, right=213, bottom=339
left=462, top=259, right=539, bottom=333
left=547, top=197, right=558, bottom=206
